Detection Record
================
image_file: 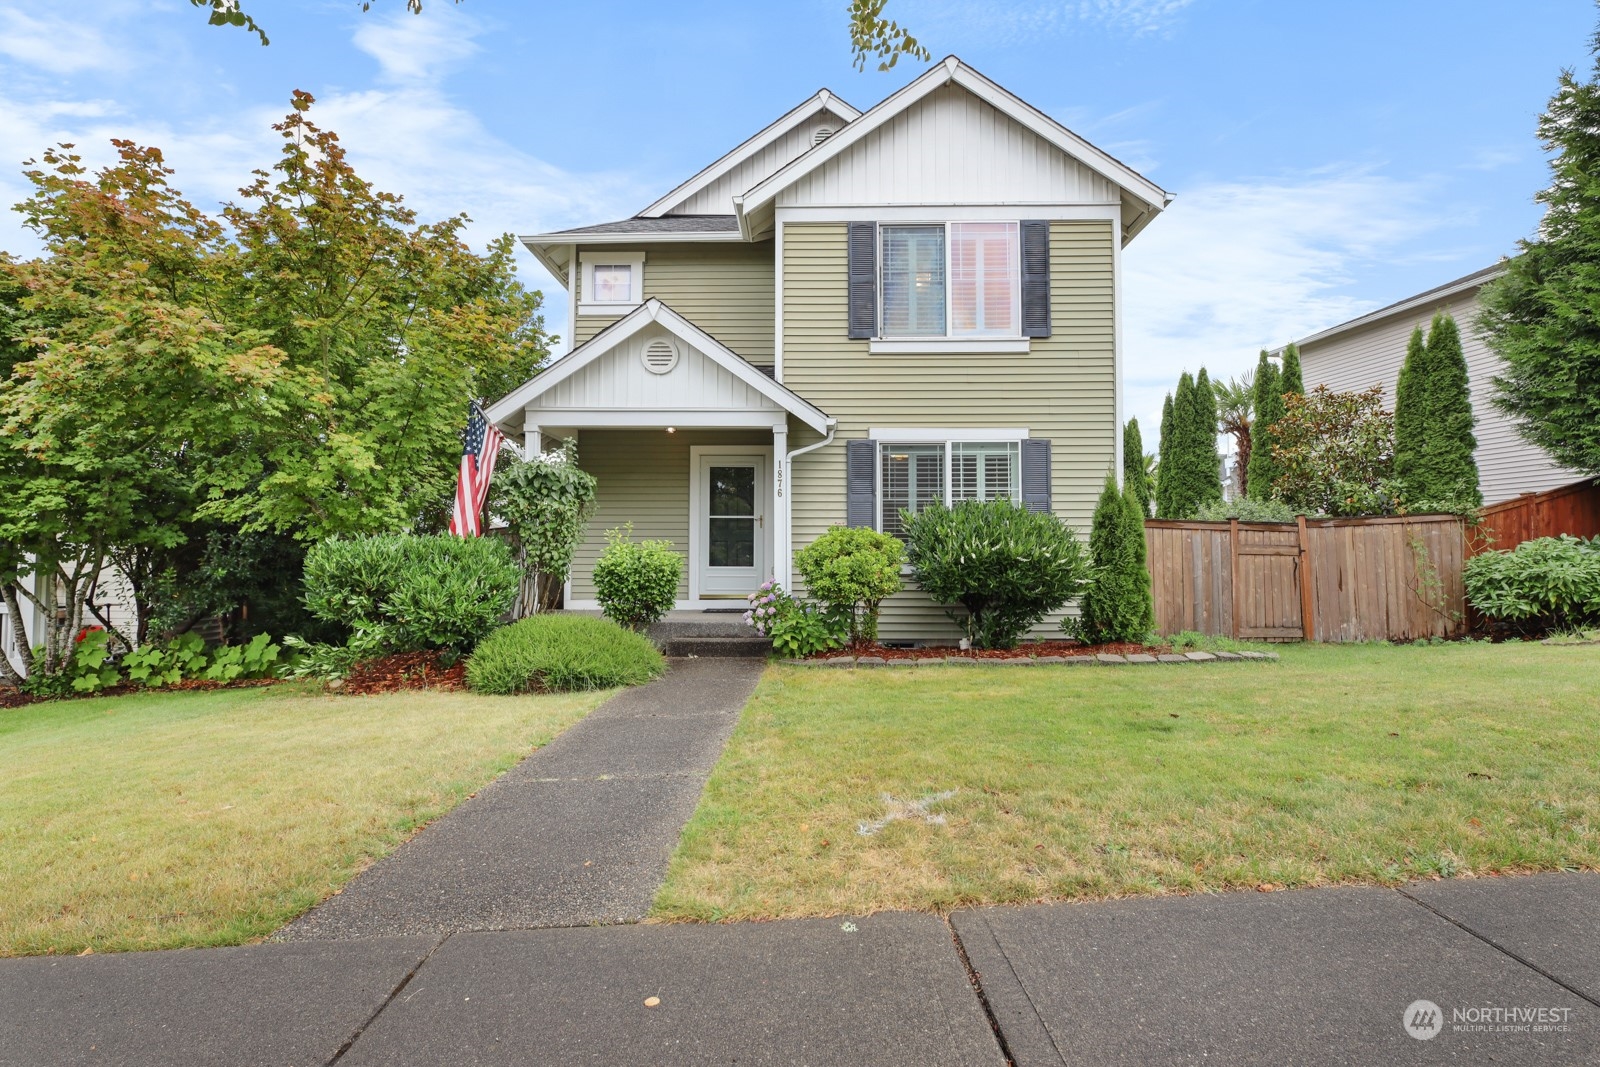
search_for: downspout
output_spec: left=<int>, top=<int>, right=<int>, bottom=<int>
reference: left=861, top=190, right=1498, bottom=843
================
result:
left=781, top=420, right=837, bottom=588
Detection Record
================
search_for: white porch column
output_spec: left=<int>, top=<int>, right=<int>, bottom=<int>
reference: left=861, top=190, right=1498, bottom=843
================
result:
left=523, top=408, right=542, bottom=457
left=773, top=425, right=790, bottom=590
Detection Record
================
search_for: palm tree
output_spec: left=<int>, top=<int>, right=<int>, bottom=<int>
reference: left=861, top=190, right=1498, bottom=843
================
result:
left=1213, top=371, right=1255, bottom=498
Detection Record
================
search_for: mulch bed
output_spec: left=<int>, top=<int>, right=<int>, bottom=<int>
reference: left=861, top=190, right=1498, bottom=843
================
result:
left=814, top=639, right=1173, bottom=661
left=339, top=650, right=466, bottom=696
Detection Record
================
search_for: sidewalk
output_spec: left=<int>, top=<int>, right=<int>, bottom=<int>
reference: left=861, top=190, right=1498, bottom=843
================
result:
left=280, top=657, right=763, bottom=939
left=4, top=873, right=1595, bottom=1065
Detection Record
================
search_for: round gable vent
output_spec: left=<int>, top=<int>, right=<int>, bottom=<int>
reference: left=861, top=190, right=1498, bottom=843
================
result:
left=642, top=337, right=679, bottom=375
left=812, top=125, right=835, bottom=146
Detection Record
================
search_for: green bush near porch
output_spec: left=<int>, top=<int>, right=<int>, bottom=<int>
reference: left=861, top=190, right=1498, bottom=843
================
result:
left=467, top=614, right=665, bottom=694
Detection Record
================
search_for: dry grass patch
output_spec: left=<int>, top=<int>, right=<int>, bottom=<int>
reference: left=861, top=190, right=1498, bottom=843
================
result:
left=654, top=643, right=1600, bottom=921
left=1, top=683, right=605, bottom=955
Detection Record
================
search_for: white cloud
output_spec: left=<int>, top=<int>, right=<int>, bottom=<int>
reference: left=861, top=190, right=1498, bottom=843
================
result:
left=351, top=7, right=481, bottom=83
left=1121, top=168, right=1443, bottom=446
left=0, top=5, right=124, bottom=74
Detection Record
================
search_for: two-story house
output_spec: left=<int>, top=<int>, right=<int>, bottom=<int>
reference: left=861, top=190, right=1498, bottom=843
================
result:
left=486, top=57, right=1171, bottom=639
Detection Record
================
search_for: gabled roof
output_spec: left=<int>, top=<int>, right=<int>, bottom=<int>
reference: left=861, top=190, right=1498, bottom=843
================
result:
left=637, top=89, right=861, bottom=218
left=485, top=299, right=832, bottom=434
left=733, top=57, right=1173, bottom=244
left=1289, top=264, right=1507, bottom=349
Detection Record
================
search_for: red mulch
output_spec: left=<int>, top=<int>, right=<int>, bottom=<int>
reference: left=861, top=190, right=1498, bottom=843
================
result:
left=339, top=650, right=466, bottom=696
left=813, top=639, right=1173, bottom=661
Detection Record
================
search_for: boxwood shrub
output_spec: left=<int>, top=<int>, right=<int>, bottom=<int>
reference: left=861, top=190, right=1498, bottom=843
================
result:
left=303, top=534, right=520, bottom=653
left=466, top=614, right=666, bottom=694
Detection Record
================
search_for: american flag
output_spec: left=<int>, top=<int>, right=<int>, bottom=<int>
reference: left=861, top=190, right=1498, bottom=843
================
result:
left=449, top=403, right=505, bottom=537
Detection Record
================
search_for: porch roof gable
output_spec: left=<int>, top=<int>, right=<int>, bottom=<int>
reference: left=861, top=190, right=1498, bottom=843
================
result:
left=485, top=299, right=832, bottom=435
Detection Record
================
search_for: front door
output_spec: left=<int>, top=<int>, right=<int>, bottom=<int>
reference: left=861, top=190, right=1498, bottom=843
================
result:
left=694, top=453, right=768, bottom=598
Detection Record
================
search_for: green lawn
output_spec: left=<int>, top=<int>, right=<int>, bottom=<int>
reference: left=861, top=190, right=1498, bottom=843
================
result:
left=0, top=683, right=605, bottom=956
left=654, top=642, right=1600, bottom=921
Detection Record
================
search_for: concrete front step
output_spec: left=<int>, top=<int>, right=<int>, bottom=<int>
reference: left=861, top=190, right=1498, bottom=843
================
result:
left=660, top=636, right=772, bottom=658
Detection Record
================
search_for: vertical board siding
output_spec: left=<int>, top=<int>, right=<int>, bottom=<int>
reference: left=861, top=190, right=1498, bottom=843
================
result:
left=1297, top=286, right=1583, bottom=505
left=1145, top=516, right=1468, bottom=643
left=783, top=219, right=1116, bottom=640
left=664, top=106, right=851, bottom=216
left=1470, top=479, right=1600, bottom=554
left=573, top=243, right=776, bottom=366
left=567, top=429, right=772, bottom=602
left=776, top=84, right=1120, bottom=208
left=539, top=325, right=785, bottom=412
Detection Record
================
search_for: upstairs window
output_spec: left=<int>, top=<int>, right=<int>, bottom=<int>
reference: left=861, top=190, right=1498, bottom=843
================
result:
left=579, top=252, right=645, bottom=313
left=878, top=222, right=1019, bottom=339
left=590, top=264, right=634, bottom=303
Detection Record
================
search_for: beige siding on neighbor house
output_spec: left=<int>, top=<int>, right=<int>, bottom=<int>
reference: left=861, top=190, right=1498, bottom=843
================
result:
left=776, top=84, right=1121, bottom=209
left=573, top=243, right=776, bottom=366
left=567, top=429, right=773, bottom=603
left=1297, top=287, right=1582, bottom=505
left=663, top=105, right=855, bottom=216
left=781, top=220, right=1116, bottom=639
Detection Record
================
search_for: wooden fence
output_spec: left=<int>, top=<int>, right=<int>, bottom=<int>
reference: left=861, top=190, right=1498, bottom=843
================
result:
left=1145, top=515, right=1467, bottom=643
left=1469, top=479, right=1600, bottom=555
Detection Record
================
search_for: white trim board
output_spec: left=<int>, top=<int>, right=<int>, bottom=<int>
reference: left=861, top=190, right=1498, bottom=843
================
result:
left=688, top=444, right=774, bottom=601
left=485, top=298, right=831, bottom=434
left=868, top=427, right=1030, bottom=442
left=775, top=204, right=1122, bottom=222
left=639, top=89, right=861, bottom=218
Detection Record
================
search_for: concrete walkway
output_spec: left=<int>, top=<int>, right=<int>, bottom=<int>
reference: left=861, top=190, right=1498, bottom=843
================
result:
left=280, top=657, right=763, bottom=940
left=5, top=874, right=1597, bottom=1065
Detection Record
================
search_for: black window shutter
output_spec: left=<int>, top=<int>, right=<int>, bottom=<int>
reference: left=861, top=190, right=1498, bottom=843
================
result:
left=1021, top=220, right=1051, bottom=339
left=846, top=438, right=876, bottom=528
left=1020, top=438, right=1052, bottom=512
left=847, top=222, right=877, bottom=340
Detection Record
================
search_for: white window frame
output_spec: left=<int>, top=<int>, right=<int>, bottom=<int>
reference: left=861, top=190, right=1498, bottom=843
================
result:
left=875, top=221, right=1023, bottom=345
left=578, top=252, right=645, bottom=315
left=868, top=428, right=1028, bottom=534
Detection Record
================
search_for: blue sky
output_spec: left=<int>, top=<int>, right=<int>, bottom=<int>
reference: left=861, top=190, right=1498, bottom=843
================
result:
left=1, top=0, right=1593, bottom=439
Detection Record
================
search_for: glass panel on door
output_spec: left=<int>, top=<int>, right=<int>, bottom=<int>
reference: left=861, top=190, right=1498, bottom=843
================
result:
left=707, top=465, right=756, bottom=568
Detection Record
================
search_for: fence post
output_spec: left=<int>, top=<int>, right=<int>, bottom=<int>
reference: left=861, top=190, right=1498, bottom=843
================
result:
left=1228, top=518, right=1241, bottom=639
left=1296, top=515, right=1314, bottom=642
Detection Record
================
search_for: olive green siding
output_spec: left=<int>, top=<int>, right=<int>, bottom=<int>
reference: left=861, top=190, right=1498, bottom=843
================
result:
left=568, top=429, right=772, bottom=603
left=781, top=220, right=1117, bottom=639
left=573, top=243, right=776, bottom=366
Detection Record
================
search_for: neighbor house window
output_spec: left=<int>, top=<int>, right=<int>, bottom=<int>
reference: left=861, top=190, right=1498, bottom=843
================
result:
left=878, top=439, right=1021, bottom=535
left=879, top=222, right=1019, bottom=338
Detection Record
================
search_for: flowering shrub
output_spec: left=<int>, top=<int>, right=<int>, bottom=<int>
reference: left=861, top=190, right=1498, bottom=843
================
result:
left=744, top=581, right=847, bottom=658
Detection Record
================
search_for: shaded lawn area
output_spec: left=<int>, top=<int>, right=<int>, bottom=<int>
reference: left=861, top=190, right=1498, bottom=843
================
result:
left=655, top=643, right=1600, bottom=921
left=1, top=683, right=606, bottom=956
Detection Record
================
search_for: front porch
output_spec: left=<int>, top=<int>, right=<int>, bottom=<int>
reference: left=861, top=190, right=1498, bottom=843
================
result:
left=485, top=299, right=833, bottom=612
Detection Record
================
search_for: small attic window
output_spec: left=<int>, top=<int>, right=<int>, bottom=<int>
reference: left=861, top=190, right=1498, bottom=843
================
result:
left=642, top=337, right=679, bottom=375
left=812, top=125, right=835, bottom=147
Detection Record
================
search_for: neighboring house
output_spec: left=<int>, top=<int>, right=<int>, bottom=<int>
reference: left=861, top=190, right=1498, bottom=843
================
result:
left=1287, top=265, right=1584, bottom=505
left=487, top=57, right=1171, bottom=639
left=1, top=567, right=135, bottom=680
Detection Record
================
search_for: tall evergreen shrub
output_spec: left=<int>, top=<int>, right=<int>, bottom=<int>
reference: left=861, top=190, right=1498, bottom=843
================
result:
left=1155, top=393, right=1176, bottom=517
left=1123, top=418, right=1152, bottom=518
left=1246, top=351, right=1282, bottom=500
left=1279, top=342, right=1305, bottom=396
left=1419, top=313, right=1482, bottom=509
left=1393, top=326, right=1428, bottom=493
left=1077, top=473, right=1154, bottom=643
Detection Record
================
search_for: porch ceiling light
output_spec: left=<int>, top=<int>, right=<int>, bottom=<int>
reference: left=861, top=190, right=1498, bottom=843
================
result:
left=666, top=426, right=677, bottom=434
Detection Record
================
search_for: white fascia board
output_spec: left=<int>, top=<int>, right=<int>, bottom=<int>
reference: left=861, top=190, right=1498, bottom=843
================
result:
left=638, top=90, right=861, bottom=218
left=648, top=302, right=832, bottom=433
left=526, top=409, right=788, bottom=429
left=868, top=427, right=1030, bottom=442
left=774, top=204, right=1121, bottom=221
left=521, top=230, right=748, bottom=246
left=737, top=57, right=1172, bottom=234
left=520, top=238, right=571, bottom=285
left=486, top=299, right=833, bottom=435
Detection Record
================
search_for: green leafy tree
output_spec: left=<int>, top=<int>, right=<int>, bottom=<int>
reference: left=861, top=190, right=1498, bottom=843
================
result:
left=1397, top=315, right=1480, bottom=511
left=1272, top=385, right=1401, bottom=516
left=207, top=91, right=550, bottom=541
left=1480, top=31, right=1600, bottom=478
left=1077, top=474, right=1154, bottom=643
left=1393, top=326, right=1427, bottom=494
left=1246, top=351, right=1283, bottom=500
left=1122, top=418, right=1152, bottom=518
left=1279, top=342, right=1304, bottom=397
left=489, top=440, right=599, bottom=614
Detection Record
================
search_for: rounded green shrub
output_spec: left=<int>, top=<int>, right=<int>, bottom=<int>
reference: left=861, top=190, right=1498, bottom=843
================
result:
left=303, top=534, right=520, bottom=653
left=592, top=525, right=683, bottom=631
left=1464, top=535, right=1600, bottom=635
left=466, top=614, right=666, bottom=693
left=902, top=499, right=1089, bottom=649
left=793, top=525, right=905, bottom=644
